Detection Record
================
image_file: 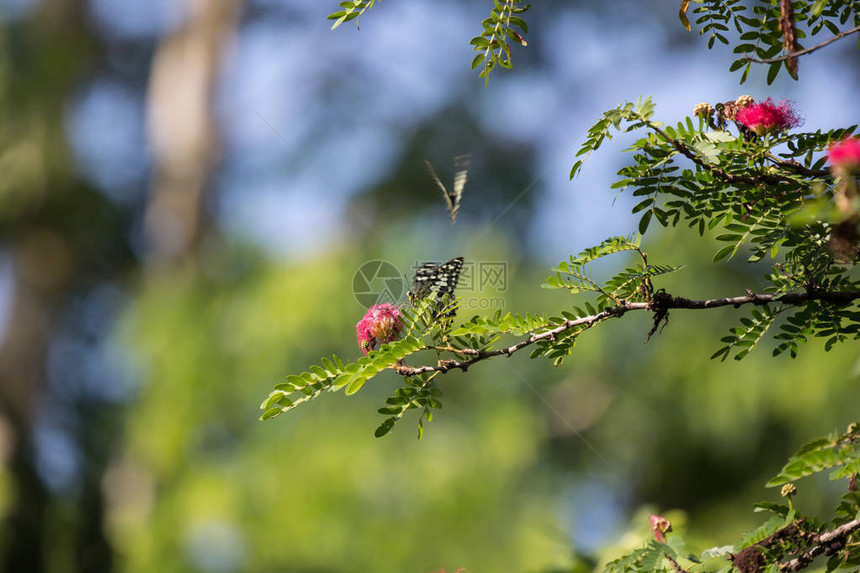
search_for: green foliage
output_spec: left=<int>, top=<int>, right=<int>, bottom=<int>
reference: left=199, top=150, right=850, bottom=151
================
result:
left=452, top=310, right=556, bottom=338
left=604, top=540, right=685, bottom=573
left=572, top=99, right=860, bottom=361
left=259, top=298, right=455, bottom=433
left=544, top=235, right=682, bottom=308
left=570, top=98, right=657, bottom=180
left=327, top=1, right=859, bottom=86
left=470, top=0, right=530, bottom=84
left=766, top=423, right=860, bottom=486
left=772, top=289, right=860, bottom=357
left=711, top=304, right=780, bottom=361
left=375, top=371, right=442, bottom=439
left=264, top=233, right=692, bottom=436
left=258, top=334, right=423, bottom=421
left=327, top=0, right=531, bottom=84
left=265, top=90, right=860, bottom=441
left=327, top=0, right=378, bottom=30
left=302, top=6, right=860, bottom=570
left=606, top=423, right=860, bottom=573
left=692, top=0, right=860, bottom=84
left=125, top=251, right=573, bottom=572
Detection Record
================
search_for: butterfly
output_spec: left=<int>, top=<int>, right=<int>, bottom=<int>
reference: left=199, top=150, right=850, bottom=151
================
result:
left=407, top=257, right=465, bottom=313
left=425, top=155, right=470, bottom=224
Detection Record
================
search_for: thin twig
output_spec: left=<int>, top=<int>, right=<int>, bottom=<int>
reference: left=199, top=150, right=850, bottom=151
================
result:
left=744, top=25, right=860, bottom=64
left=665, top=552, right=686, bottom=573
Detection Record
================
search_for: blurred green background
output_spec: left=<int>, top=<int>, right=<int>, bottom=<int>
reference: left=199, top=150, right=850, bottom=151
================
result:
left=0, top=1, right=858, bottom=572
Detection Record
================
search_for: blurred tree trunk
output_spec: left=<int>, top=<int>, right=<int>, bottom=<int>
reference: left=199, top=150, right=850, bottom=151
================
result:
left=0, top=274, right=51, bottom=572
left=0, top=0, right=242, bottom=569
left=145, top=0, right=243, bottom=264
left=0, top=0, right=90, bottom=569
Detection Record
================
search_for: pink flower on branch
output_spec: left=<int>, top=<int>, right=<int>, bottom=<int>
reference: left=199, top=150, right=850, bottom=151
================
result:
left=650, top=514, right=672, bottom=543
left=827, top=137, right=860, bottom=176
left=735, top=98, right=801, bottom=136
left=356, top=303, right=403, bottom=354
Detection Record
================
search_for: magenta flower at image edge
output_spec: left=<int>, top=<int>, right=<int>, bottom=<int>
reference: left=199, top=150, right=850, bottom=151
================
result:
left=650, top=514, right=672, bottom=543
left=356, top=303, right=403, bottom=354
left=735, top=97, right=801, bottom=136
left=828, top=136, right=860, bottom=174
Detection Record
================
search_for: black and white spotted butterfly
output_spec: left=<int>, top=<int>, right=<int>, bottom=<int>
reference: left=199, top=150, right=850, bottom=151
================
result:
left=425, top=155, right=470, bottom=224
left=407, top=257, right=464, bottom=313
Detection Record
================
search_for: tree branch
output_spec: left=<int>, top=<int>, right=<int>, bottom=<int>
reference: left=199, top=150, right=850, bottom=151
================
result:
left=780, top=518, right=860, bottom=571
left=766, top=153, right=831, bottom=179
left=664, top=552, right=686, bottom=573
left=393, top=288, right=860, bottom=377
left=744, top=25, right=860, bottom=64
left=648, top=123, right=805, bottom=188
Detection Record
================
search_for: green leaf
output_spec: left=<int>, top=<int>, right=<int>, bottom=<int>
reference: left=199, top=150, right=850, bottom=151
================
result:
left=712, top=244, right=735, bottom=262
left=320, top=356, right=336, bottom=373
left=639, top=210, right=653, bottom=234
left=377, top=406, right=402, bottom=415
left=811, top=0, right=828, bottom=16
left=261, top=391, right=287, bottom=410
left=345, top=376, right=367, bottom=396
left=331, top=373, right=351, bottom=390
left=766, top=61, right=780, bottom=85
left=260, top=407, right=282, bottom=421
left=752, top=501, right=790, bottom=516
left=374, top=417, right=397, bottom=438
left=309, top=364, right=328, bottom=379
left=508, top=16, right=528, bottom=33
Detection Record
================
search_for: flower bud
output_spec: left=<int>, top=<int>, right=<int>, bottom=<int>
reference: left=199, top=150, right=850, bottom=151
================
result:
left=693, top=102, right=713, bottom=119
left=650, top=514, right=672, bottom=543
left=735, top=95, right=754, bottom=109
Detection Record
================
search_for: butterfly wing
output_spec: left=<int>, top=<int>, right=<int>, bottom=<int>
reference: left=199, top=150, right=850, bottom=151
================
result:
left=425, top=157, right=470, bottom=224
left=430, top=256, right=464, bottom=299
left=410, top=260, right=443, bottom=303
left=408, top=257, right=464, bottom=309
left=449, top=155, right=470, bottom=223
left=424, top=160, right=453, bottom=210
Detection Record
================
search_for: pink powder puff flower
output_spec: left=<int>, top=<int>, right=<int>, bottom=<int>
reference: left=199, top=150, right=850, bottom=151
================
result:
left=356, top=303, right=403, bottom=354
left=735, top=98, right=801, bottom=136
left=650, top=514, right=672, bottom=543
left=827, top=137, right=860, bottom=176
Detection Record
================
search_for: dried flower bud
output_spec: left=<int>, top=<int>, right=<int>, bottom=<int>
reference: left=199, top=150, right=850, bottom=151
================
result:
left=735, top=95, right=754, bottom=109
left=719, top=101, right=739, bottom=123
left=694, top=102, right=713, bottom=119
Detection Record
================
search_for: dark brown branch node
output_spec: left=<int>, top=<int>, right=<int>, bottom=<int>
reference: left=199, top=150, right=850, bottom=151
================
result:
left=646, top=290, right=673, bottom=341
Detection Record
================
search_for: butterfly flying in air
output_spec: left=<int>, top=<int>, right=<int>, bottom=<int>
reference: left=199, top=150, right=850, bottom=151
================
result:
left=425, top=155, right=470, bottom=224
left=407, top=257, right=464, bottom=319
